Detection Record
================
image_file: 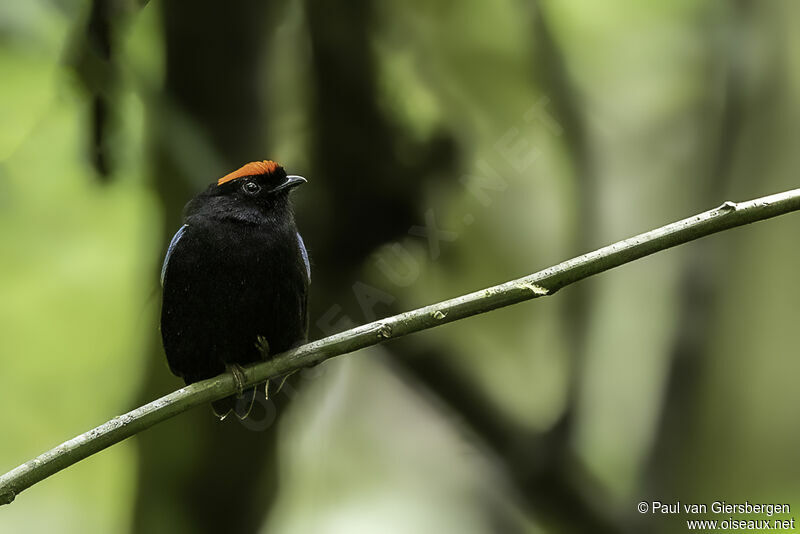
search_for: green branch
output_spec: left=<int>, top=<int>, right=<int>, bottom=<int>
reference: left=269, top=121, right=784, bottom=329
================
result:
left=2, top=188, right=800, bottom=505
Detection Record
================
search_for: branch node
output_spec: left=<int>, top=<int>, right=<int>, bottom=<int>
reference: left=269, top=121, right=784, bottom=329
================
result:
left=431, top=310, right=447, bottom=320
left=718, top=200, right=738, bottom=212
left=377, top=323, right=393, bottom=339
left=519, top=282, right=550, bottom=296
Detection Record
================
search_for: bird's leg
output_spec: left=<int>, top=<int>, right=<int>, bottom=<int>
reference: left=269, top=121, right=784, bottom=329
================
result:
left=255, top=336, right=272, bottom=399
left=255, top=335, right=270, bottom=360
left=226, top=363, right=247, bottom=398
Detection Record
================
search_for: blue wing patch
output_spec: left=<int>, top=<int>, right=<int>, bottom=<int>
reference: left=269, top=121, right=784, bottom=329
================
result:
left=161, top=224, right=188, bottom=287
left=297, top=232, right=311, bottom=282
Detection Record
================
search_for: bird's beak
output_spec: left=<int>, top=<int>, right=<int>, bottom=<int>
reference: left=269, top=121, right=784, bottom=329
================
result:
left=273, top=175, right=307, bottom=193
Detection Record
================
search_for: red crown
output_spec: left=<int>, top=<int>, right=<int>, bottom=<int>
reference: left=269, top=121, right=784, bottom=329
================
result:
left=217, top=160, right=281, bottom=186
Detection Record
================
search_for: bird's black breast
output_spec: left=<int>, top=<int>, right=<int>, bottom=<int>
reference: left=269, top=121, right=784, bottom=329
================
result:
left=160, top=218, right=308, bottom=384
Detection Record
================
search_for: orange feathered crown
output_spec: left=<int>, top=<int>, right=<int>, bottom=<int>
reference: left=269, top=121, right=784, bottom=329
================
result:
left=217, top=160, right=282, bottom=186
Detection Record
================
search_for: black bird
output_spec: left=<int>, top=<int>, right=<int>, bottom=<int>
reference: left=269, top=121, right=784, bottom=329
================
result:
left=160, top=160, right=310, bottom=419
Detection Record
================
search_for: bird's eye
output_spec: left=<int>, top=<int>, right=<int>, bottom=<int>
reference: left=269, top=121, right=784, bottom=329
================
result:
left=243, top=181, right=261, bottom=195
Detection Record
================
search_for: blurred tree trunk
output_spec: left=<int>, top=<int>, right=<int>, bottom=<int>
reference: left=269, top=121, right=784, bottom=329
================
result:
left=390, top=4, right=617, bottom=533
left=301, top=0, right=456, bottom=309
left=131, top=2, right=279, bottom=534
left=642, top=0, right=758, bottom=511
left=66, top=0, right=129, bottom=182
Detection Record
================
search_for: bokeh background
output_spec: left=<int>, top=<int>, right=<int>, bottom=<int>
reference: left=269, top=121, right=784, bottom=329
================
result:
left=1, top=1, right=799, bottom=533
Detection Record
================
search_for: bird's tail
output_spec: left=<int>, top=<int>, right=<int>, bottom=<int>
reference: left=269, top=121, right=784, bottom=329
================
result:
left=212, top=386, right=257, bottom=420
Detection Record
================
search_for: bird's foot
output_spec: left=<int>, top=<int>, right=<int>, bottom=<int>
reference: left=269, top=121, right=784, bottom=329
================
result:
left=226, top=363, right=247, bottom=397
left=255, top=336, right=270, bottom=359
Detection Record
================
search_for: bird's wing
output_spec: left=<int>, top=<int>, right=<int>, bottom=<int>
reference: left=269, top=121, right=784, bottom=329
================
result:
left=297, top=231, right=311, bottom=282
left=296, top=231, right=311, bottom=340
left=161, top=224, right=189, bottom=287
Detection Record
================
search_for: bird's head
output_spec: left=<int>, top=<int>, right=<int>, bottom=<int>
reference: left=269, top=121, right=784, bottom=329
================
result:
left=188, top=160, right=306, bottom=224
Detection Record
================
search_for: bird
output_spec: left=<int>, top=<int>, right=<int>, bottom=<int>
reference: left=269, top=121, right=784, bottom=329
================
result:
left=160, top=160, right=310, bottom=420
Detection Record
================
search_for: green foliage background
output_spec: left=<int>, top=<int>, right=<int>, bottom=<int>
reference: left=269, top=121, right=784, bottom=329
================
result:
left=1, top=1, right=798, bottom=533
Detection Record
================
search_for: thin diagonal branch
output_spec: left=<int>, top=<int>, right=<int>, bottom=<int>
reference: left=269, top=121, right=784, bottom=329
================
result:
left=2, top=188, right=800, bottom=505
